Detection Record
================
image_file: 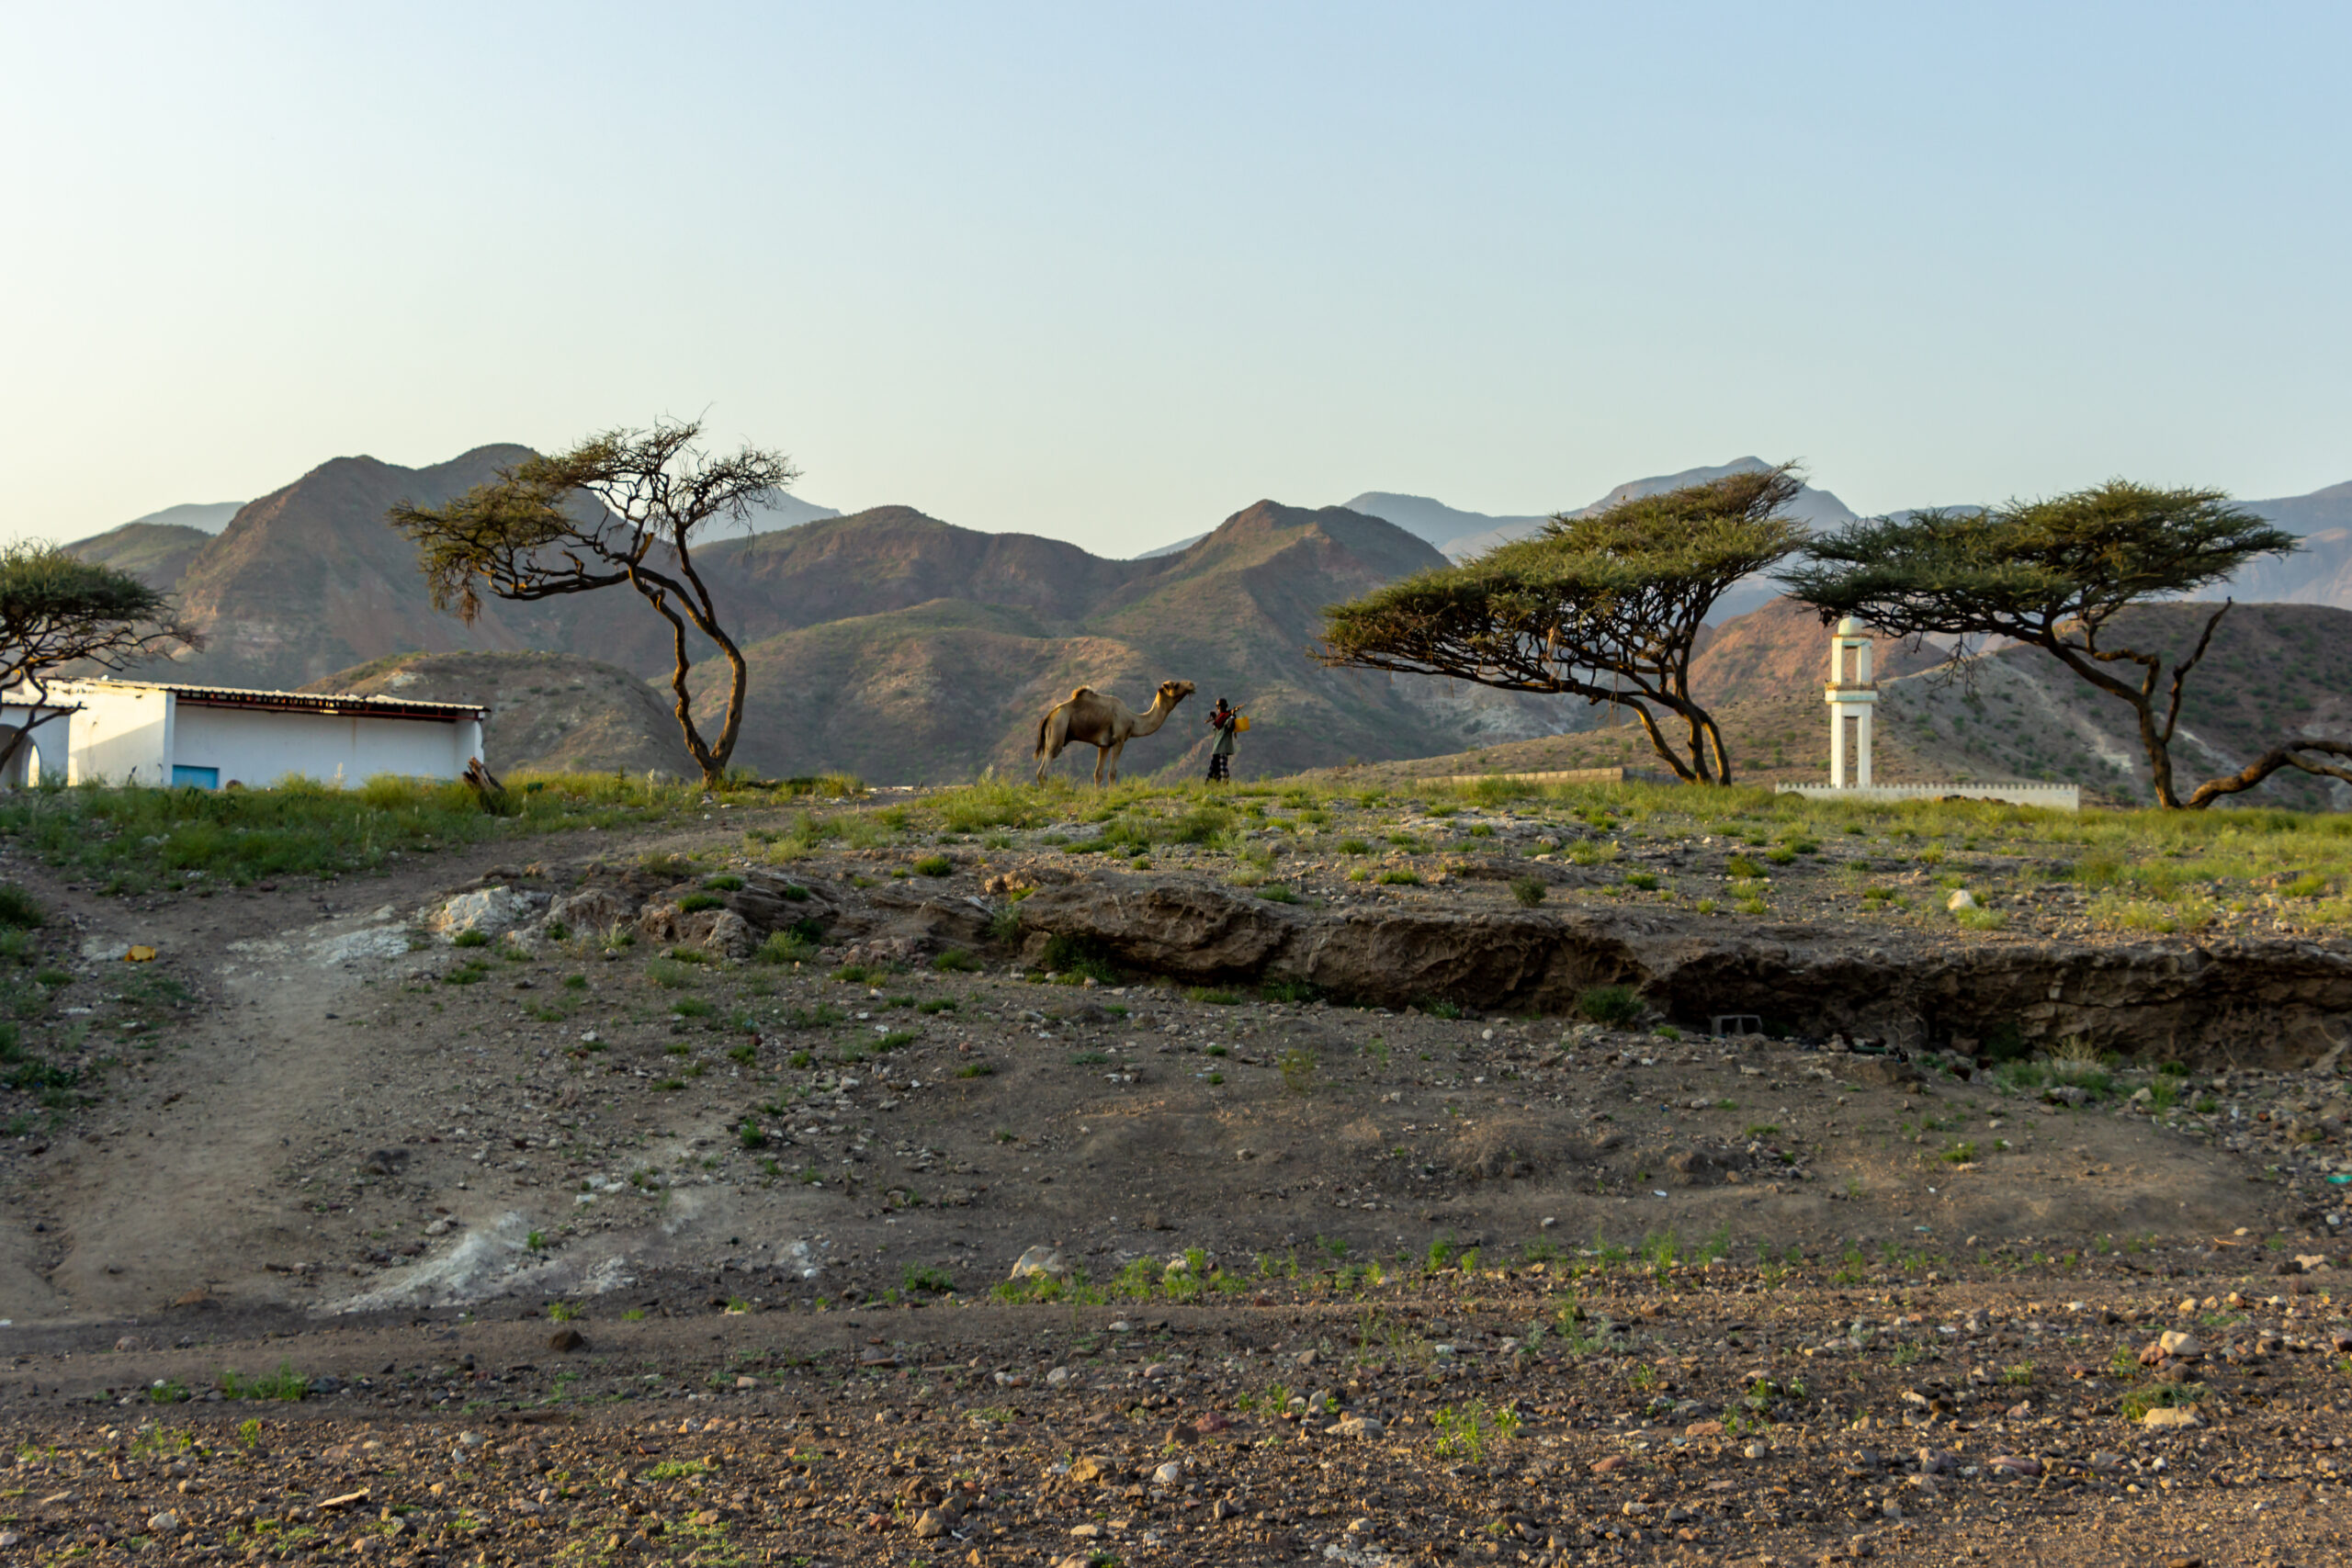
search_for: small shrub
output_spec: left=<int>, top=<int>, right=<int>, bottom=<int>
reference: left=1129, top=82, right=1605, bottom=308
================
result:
left=1509, top=876, right=1546, bottom=908
left=1622, top=871, right=1658, bottom=891
left=0, top=885, right=43, bottom=928
left=933, top=947, right=980, bottom=973
left=220, top=1362, right=310, bottom=1403
left=1376, top=868, right=1423, bottom=886
left=1185, top=987, right=1241, bottom=1006
left=1258, top=885, right=1299, bottom=903
left=646, top=958, right=698, bottom=989
left=758, top=930, right=817, bottom=964
left=702, top=874, right=745, bottom=891
left=911, top=854, right=953, bottom=877
left=1278, top=1046, right=1317, bottom=1096
left=2120, top=1382, right=2200, bottom=1422
left=1039, top=933, right=1118, bottom=984
left=677, top=892, right=726, bottom=913
left=452, top=929, right=491, bottom=949
left=1577, top=985, right=1644, bottom=1027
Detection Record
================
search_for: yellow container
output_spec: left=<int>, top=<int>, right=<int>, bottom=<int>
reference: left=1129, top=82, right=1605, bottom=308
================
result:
left=1235, top=716, right=1251, bottom=732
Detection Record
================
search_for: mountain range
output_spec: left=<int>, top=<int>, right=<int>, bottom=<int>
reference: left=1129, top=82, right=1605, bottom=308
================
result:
left=56, top=448, right=2352, bottom=784
left=61, top=450, right=1580, bottom=780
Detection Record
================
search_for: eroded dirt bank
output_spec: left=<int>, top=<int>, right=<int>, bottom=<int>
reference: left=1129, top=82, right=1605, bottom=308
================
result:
left=1010, top=874, right=2352, bottom=1068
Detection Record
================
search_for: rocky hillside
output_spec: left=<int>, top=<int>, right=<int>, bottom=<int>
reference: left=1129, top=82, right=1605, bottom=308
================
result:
left=1875, top=600, right=2352, bottom=810
left=56, top=521, right=212, bottom=592
left=130, top=446, right=571, bottom=690
left=700, top=501, right=1579, bottom=783
left=303, top=650, right=696, bottom=778
left=1687, top=594, right=1951, bottom=707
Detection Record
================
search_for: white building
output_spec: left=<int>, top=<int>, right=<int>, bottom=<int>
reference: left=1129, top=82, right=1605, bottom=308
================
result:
left=5, top=679, right=486, bottom=790
left=0, top=698, right=74, bottom=788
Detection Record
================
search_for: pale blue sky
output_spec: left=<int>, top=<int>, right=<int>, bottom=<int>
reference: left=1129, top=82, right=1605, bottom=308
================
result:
left=4, top=2, right=2346, bottom=554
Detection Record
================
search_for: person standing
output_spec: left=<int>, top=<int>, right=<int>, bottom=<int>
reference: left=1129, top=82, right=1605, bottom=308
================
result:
left=1204, top=697, right=1239, bottom=783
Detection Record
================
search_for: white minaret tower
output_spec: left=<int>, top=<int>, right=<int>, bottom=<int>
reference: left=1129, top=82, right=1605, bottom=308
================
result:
left=1826, top=615, right=1875, bottom=788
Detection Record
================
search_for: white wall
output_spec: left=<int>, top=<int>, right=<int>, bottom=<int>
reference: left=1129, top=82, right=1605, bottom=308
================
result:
left=51, top=683, right=174, bottom=786
left=0, top=705, right=72, bottom=787
left=171, top=702, right=475, bottom=787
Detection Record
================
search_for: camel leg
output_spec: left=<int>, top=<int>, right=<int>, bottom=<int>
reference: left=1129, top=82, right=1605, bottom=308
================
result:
left=1103, top=737, right=1127, bottom=785
left=1092, top=745, right=1110, bottom=787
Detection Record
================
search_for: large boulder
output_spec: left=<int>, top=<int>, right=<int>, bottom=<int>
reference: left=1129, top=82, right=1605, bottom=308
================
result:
left=636, top=902, right=758, bottom=960
left=1275, top=908, right=1629, bottom=1011
left=1015, top=880, right=1293, bottom=980
left=427, top=886, right=541, bottom=938
left=547, top=886, right=639, bottom=939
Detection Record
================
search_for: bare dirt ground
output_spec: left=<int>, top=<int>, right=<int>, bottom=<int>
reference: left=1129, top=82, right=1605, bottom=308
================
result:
left=3, top=788, right=2350, bottom=1565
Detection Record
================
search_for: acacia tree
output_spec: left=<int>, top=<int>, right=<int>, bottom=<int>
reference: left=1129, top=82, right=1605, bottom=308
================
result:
left=389, top=420, right=797, bottom=787
left=0, top=542, right=199, bottom=782
left=1317, top=465, right=1807, bottom=784
left=1777, top=480, right=2328, bottom=808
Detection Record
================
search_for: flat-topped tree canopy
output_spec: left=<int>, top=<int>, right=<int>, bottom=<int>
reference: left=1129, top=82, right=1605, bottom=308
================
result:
left=0, top=540, right=199, bottom=779
left=388, top=419, right=797, bottom=788
left=1777, top=479, right=2341, bottom=808
left=1317, top=463, right=1806, bottom=784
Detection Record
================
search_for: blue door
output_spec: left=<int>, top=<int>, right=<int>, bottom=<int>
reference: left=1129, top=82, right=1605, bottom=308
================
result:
left=172, top=765, right=220, bottom=790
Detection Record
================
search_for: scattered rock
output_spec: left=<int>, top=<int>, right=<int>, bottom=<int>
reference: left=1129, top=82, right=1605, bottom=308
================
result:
left=2143, top=1405, right=2202, bottom=1429
left=1010, top=1245, right=1070, bottom=1280
left=547, top=886, right=638, bottom=936
left=548, top=1327, right=586, bottom=1352
left=429, top=886, right=537, bottom=938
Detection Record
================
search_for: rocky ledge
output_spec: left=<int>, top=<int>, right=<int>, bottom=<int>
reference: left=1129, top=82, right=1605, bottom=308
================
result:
left=1012, top=874, right=2352, bottom=1069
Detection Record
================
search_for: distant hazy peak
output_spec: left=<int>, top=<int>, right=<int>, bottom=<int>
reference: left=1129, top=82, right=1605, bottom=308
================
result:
left=742, top=490, right=842, bottom=533
left=122, top=501, right=243, bottom=535
left=1566, top=457, right=1859, bottom=529
left=1132, top=531, right=1207, bottom=559
left=1340, top=459, right=1861, bottom=564
left=1335, top=492, right=1548, bottom=552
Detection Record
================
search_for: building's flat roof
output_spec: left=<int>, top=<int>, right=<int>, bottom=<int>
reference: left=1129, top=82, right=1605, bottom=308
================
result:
left=45, top=678, right=485, bottom=723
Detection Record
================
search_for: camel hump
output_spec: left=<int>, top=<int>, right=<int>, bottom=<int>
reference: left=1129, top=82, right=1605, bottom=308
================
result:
left=1065, top=686, right=1097, bottom=704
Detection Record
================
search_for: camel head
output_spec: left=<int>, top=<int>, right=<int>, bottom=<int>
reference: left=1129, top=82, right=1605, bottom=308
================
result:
left=1156, top=680, right=1196, bottom=712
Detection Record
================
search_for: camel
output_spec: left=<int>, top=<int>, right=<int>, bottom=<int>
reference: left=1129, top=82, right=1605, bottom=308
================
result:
left=1034, top=680, right=1195, bottom=785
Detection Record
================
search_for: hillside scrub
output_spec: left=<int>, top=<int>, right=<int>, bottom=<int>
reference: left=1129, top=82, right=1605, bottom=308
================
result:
left=895, top=773, right=2352, bottom=944
left=0, top=773, right=762, bottom=894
